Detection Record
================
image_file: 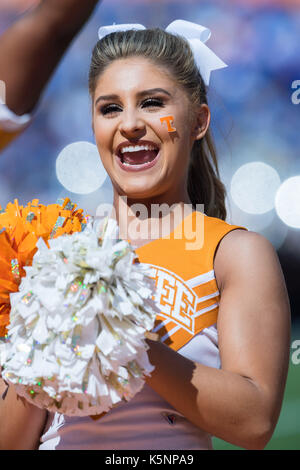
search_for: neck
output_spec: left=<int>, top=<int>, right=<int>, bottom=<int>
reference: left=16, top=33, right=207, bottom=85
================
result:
left=111, top=186, right=193, bottom=247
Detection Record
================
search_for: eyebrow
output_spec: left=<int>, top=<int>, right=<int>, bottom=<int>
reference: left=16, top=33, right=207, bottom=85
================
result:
left=95, top=88, right=172, bottom=106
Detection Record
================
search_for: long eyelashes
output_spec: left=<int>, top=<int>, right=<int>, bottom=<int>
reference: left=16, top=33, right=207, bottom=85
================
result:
left=142, top=98, right=165, bottom=109
left=100, top=104, right=121, bottom=115
left=99, top=98, right=165, bottom=116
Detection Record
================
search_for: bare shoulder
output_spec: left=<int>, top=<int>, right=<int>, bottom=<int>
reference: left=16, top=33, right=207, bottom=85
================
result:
left=214, top=229, right=281, bottom=292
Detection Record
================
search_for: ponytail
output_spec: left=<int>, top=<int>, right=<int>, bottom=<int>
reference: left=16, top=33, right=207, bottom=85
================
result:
left=188, top=130, right=227, bottom=220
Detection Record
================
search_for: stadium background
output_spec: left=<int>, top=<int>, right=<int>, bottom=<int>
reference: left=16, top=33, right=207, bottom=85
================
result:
left=0, top=0, right=299, bottom=449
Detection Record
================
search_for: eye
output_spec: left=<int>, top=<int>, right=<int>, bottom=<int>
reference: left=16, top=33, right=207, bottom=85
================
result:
left=141, top=98, right=165, bottom=109
left=99, top=104, right=122, bottom=116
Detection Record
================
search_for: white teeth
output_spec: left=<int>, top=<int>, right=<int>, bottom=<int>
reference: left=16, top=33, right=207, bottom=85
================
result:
left=120, top=144, right=156, bottom=153
left=122, top=160, right=143, bottom=166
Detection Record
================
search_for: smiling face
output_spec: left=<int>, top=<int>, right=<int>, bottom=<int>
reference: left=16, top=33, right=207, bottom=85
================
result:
left=92, top=56, right=210, bottom=205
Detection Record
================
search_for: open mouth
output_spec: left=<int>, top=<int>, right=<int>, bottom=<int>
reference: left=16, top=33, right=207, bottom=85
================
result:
left=116, top=143, right=160, bottom=171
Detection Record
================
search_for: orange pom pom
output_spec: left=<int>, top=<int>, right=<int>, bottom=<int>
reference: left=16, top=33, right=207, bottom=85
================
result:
left=0, top=198, right=88, bottom=336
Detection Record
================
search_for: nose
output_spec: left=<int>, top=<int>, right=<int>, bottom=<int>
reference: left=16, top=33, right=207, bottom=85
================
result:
left=118, top=107, right=146, bottom=139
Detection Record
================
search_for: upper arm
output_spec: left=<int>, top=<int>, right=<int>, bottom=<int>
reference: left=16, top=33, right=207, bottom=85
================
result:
left=0, top=379, right=47, bottom=449
left=214, top=229, right=291, bottom=424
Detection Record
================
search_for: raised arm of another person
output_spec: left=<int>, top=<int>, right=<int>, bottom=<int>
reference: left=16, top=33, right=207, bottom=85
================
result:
left=0, top=0, right=101, bottom=116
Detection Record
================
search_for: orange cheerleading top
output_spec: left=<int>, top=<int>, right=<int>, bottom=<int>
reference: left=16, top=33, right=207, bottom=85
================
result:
left=135, top=210, right=248, bottom=351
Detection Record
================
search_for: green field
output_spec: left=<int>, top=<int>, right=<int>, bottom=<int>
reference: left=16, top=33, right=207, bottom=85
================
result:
left=212, top=325, right=300, bottom=450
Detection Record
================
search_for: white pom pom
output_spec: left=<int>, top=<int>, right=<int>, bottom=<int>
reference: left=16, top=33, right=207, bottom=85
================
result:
left=0, top=218, right=159, bottom=416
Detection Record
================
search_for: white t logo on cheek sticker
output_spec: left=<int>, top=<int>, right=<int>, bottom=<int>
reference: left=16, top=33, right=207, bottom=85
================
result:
left=160, top=115, right=176, bottom=133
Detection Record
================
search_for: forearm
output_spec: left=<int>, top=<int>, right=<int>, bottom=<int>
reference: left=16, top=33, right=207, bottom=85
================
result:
left=0, top=0, right=99, bottom=115
left=145, top=339, right=274, bottom=450
left=40, top=0, right=100, bottom=38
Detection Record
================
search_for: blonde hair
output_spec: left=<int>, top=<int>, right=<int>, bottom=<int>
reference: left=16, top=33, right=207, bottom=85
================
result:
left=89, top=28, right=227, bottom=220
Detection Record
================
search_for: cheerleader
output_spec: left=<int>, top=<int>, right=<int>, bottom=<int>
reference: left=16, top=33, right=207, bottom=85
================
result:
left=0, top=0, right=102, bottom=152
left=0, top=20, right=291, bottom=450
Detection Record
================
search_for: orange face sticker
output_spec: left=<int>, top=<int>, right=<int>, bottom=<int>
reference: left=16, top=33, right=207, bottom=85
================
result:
left=160, top=115, right=176, bottom=133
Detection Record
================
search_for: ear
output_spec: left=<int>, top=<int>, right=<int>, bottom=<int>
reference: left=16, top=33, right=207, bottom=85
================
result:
left=191, top=104, right=211, bottom=141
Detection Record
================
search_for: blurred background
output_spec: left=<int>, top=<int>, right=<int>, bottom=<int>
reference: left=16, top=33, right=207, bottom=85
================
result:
left=0, top=0, right=299, bottom=449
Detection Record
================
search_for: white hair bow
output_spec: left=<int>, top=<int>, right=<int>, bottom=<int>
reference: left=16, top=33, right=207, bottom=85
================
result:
left=98, top=19, right=227, bottom=86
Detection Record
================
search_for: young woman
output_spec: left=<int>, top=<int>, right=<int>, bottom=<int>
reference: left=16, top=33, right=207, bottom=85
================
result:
left=0, top=22, right=291, bottom=450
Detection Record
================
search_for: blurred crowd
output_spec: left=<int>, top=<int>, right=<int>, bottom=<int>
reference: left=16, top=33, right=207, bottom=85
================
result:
left=0, top=0, right=299, bottom=320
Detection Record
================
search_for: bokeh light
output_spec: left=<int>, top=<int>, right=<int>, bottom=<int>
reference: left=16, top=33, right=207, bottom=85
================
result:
left=275, top=176, right=300, bottom=229
left=56, top=142, right=107, bottom=195
left=226, top=199, right=275, bottom=232
left=230, top=162, right=281, bottom=214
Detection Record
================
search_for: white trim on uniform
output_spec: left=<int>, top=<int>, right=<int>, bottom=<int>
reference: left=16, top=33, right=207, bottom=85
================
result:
left=161, top=325, right=181, bottom=342
left=0, top=103, right=31, bottom=132
left=194, top=302, right=219, bottom=318
left=196, top=290, right=220, bottom=305
left=152, top=319, right=172, bottom=333
left=186, top=270, right=215, bottom=288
